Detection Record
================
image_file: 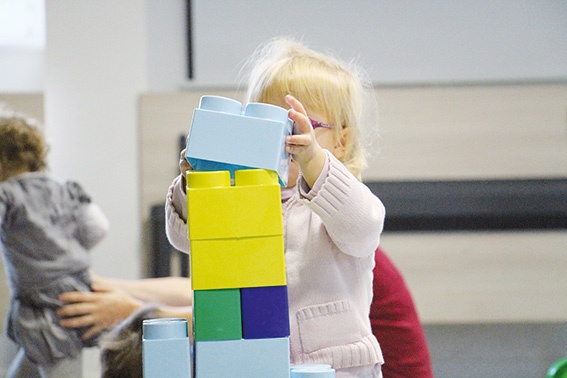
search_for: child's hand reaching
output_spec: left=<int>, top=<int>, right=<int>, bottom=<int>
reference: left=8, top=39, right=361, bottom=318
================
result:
left=285, top=95, right=327, bottom=189
left=179, top=148, right=193, bottom=189
left=57, top=282, right=144, bottom=340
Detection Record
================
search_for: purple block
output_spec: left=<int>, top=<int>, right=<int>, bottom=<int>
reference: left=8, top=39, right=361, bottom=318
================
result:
left=241, top=285, right=290, bottom=339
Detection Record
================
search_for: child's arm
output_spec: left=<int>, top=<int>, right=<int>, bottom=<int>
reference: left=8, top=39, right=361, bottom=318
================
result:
left=300, top=152, right=385, bottom=257
left=57, top=275, right=193, bottom=339
left=90, top=273, right=192, bottom=306
left=284, top=95, right=327, bottom=189
left=75, top=203, right=110, bottom=249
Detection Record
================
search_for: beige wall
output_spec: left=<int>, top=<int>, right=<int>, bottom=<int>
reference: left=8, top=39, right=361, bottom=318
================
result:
left=139, top=83, right=567, bottom=324
left=365, top=84, right=567, bottom=181
left=0, top=93, right=44, bottom=122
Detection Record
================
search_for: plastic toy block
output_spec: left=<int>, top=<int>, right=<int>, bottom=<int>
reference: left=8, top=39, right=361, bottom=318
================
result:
left=186, top=169, right=283, bottom=241
left=190, top=234, right=286, bottom=290
left=195, top=337, right=290, bottom=378
left=193, top=289, right=242, bottom=341
left=142, top=318, right=191, bottom=378
left=241, top=285, right=290, bottom=339
left=185, top=95, right=293, bottom=186
left=290, top=364, right=336, bottom=377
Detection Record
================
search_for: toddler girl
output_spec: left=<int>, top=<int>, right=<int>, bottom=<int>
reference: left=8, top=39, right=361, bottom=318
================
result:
left=0, top=109, right=109, bottom=377
left=165, top=37, right=385, bottom=377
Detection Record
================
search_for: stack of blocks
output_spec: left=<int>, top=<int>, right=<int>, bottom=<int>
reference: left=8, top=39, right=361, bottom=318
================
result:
left=187, top=96, right=292, bottom=377
left=189, top=169, right=291, bottom=377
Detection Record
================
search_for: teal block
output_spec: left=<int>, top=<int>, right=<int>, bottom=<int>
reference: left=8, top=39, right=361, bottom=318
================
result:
left=195, top=337, right=290, bottom=378
left=194, top=289, right=242, bottom=341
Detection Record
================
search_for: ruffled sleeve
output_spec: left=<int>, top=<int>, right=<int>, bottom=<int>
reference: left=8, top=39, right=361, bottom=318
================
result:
left=164, top=175, right=190, bottom=253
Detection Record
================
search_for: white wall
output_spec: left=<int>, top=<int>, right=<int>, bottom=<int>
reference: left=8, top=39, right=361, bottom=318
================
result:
left=188, top=0, right=567, bottom=87
left=44, top=0, right=147, bottom=279
left=43, top=2, right=148, bottom=375
left=3, top=1, right=567, bottom=93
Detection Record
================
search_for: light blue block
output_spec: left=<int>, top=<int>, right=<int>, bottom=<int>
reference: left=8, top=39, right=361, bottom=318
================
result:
left=195, top=337, right=290, bottom=378
left=143, top=318, right=192, bottom=378
left=290, top=364, right=336, bottom=377
left=185, top=95, right=293, bottom=186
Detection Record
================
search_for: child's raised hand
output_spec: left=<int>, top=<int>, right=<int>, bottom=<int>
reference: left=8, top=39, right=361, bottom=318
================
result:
left=285, top=95, right=318, bottom=163
left=179, top=148, right=193, bottom=189
left=285, top=94, right=327, bottom=188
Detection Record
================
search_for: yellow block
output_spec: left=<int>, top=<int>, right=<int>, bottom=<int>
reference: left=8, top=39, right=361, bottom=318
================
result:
left=190, top=235, right=286, bottom=290
left=187, top=169, right=283, bottom=240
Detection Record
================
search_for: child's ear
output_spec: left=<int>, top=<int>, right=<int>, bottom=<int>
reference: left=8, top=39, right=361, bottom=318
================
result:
left=333, top=127, right=351, bottom=160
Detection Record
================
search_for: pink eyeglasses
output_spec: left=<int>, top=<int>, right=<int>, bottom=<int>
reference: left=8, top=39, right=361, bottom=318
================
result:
left=309, top=117, right=334, bottom=130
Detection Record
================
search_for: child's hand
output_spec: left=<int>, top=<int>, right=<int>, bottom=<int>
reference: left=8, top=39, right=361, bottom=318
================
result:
left=285, top=95, right=327, bottom=188
left=57, top=285, right=143, bottom=340
left=179, top=148, right=193, bottom=189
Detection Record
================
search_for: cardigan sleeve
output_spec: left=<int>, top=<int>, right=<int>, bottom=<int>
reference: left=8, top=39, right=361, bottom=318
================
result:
left=299, top=151, right=385, bottom=257
left=165, top=174, right=190, bottom=254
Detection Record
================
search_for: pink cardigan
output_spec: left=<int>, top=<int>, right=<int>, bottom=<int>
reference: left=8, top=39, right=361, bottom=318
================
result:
left=165, top=151, right=385, bottom=370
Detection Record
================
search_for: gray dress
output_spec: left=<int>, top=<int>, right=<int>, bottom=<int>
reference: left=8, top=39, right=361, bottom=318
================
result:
left=0, top=172, right=108, bottom=365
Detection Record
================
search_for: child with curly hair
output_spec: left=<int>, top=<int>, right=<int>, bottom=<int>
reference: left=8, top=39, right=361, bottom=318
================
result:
left=0, top=108, right=109, bottom=377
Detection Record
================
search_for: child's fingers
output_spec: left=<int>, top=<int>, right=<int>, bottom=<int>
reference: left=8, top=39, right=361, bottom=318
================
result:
left=286, top=134, right=310, bottom=148
left=58, top=291, right=96, bottom=303
left=90, top=281, right=112, bottom=293
left=285, top=95, right=312, bottom=135
left=56, top=302, right=94, bottom=317
left=59, top=314, right=92, bottom=328
left=82, top=325, right=104, bottom=340
left=288, top=109, right=311, bottom=135
left=179, top=148, right=193, bottom=183
left=285, top=94, right=307, bottom=115
left=286, top=144, right=309, bottom=155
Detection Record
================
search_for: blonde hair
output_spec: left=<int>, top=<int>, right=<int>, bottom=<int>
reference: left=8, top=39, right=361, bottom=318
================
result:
left=0, top=108, right=47, bottom=180
left=244, top=37, right=376, bottom=179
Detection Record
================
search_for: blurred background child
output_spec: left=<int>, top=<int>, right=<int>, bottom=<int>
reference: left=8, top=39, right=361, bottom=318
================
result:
left=0, top=108, right=109, bottom=377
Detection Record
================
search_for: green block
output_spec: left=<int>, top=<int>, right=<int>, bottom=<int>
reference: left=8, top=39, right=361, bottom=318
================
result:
left=194, top=289, right=242, bottom=341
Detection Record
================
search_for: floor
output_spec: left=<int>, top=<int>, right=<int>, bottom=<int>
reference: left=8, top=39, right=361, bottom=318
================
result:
left=424, top=322, right=567, bottom=378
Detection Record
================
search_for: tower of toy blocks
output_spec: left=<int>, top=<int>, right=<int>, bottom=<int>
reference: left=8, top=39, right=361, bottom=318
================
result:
left=187, top=96, right=292, bottom=378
